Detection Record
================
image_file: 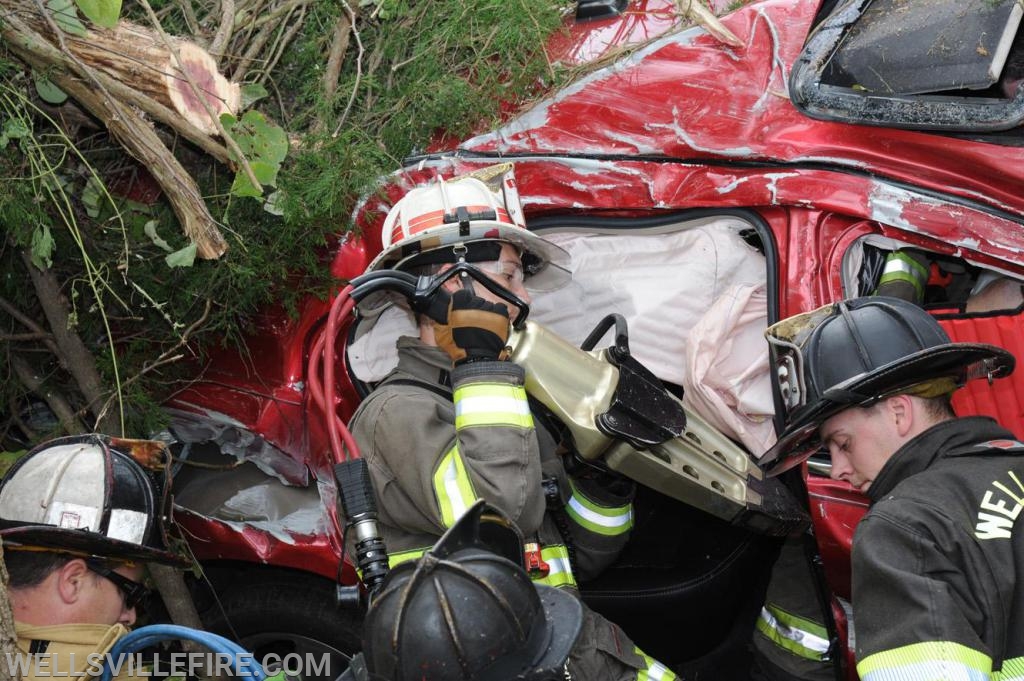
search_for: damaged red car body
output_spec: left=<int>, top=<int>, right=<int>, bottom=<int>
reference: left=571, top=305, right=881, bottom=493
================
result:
left=165, top=0, right=1024, bottom=678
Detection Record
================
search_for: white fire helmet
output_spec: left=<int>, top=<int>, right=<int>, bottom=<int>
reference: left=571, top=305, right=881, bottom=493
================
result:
left=366, top=166, right=571, bottom=291
left=0, top=435, right=186, bottom=565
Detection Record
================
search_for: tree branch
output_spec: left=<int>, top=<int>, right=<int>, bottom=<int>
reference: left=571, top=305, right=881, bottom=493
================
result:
left=136, top=0, right=261, bottom=193
left=0, top=7, right=230, bottom=257
left=10, top=353, right=86, bottom=435
left=20, top=251, right=111, bottom=430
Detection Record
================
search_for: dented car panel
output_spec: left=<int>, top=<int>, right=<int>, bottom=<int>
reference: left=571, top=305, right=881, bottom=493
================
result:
left=167, top=0, right=1024, bottom=675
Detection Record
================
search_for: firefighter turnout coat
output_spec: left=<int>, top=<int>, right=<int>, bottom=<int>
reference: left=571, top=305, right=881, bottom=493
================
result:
left=348, top=337, right=675, bottom=680
left=854, top=416, right=1024, bottom=681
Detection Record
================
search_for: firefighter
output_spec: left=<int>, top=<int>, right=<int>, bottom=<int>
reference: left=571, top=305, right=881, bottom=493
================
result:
left=0, top=434, right=188, bottom=681
left=342, top=500, right=583, bottom=681
left=760, top=296, right=1019, bottom=680
left=348, top=167, right=676, bottom=680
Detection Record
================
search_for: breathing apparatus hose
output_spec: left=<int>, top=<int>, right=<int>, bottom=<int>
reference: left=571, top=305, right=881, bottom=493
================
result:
left=100, top=624, right=265, bottom=681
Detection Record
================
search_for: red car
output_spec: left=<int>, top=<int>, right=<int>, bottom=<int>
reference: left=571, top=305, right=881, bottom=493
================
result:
left=165, top=0, right=1024, bottom=678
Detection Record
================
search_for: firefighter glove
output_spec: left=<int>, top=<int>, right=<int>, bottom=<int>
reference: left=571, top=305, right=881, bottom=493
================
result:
left=432, top=289, right=511, bottom=365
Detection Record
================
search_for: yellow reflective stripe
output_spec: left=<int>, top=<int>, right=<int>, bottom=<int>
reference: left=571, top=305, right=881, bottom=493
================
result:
left=531, top=545, right=576, bottom=588
left=387, top=547, right=428, bottom=568
left=635, top=647, right=677, bottom=680
left=857, top=641, right=992, bottom=681
left=433, top=445, right=478, bottom=528
left=877, top=252, right=928, bottom=297
left=454, top=383, right=533, bottom=429
left=756, top=606, right=830, bottom=661
left=566, top=482, right=633, bottom=536
left=995, top=656, right=1024, bottom=680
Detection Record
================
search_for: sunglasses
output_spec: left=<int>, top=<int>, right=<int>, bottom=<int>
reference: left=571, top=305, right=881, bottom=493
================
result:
left=86, top=559, right=152, bottom=610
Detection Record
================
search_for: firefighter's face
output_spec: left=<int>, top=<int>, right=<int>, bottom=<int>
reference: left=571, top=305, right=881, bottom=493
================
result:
left=820, top=398, right=904, bottom=493
left=445, top=243, right=532, bottom=305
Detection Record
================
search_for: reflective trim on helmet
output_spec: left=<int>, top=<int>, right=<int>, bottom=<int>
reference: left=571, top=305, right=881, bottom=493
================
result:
left=433, top=445, right=478, bottom=528
left=857, top=641, right=991, bottom=681
left=387, top=546, right=429, bottom=568
left=566, top=483, right=633, bottom=536
left=394, top=206, right=513, bottom=244
left=756, top=605, right=830, bottom=661
left=635, top=648, right=678, bottom=680
left=532, top=545, right=576, bottom=588
left=454, top=384, right=533, bottom=430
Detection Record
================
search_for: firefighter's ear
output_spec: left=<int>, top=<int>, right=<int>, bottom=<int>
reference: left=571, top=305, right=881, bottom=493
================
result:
left=56, top=558, right=90, bottom=604
left=886, top=395, right=913, bottom=437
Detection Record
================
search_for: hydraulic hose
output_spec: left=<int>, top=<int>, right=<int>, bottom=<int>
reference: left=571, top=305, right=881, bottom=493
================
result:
left=308, top=267, right=530, bottom=598
left=100, top=624, right=265, bottom=681
left=306, top=270, right=425, bottom=600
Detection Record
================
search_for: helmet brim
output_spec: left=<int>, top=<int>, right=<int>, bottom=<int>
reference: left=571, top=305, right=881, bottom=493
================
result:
left=0, top=522, right=190, bottom=567
left=367, top=223, right=573, bottom=292
left=761, top=342, right=1015, bottom=476
left=525, top=586, right=583, bottom=680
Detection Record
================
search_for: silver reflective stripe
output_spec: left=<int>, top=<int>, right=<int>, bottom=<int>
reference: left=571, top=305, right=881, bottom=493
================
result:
left=567, top=495, right=632, bottom=530
left=455, top=395, right=531, bottom=417
left=545, top=553, right=573, bottom=577
left=442, top=456, right=470, bottom=520
left=882, top=257, right=920, bottom=278
left=759, top=607, right=830, bottom=654
left=645, top=658, right=672, bottom=680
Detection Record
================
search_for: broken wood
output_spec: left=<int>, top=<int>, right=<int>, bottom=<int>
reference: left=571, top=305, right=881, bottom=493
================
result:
left=676, top=0, right=744, bottom=48
left=20, top=250, right=115, bottom=432
left=0, top=8, right=230, bottom=259
left=0, top=4, right=240, bottom=135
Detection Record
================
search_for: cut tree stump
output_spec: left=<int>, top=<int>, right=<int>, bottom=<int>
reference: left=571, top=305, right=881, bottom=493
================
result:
left=5, top=9, right=240, bottom=136
left=85, top=22, right=241, bottom=135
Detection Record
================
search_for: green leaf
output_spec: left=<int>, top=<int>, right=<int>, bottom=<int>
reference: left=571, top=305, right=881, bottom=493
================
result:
left=144, top=220, right=173, bottom=252
left=35, top=75, right=68, bottom=105
left=0, top=118, right=30, bottom=149
left=81, top=176, right=103, bottom=218
left=165, top=242, right=197, bottom=268
left=221, top=110, right=289, bottom=199
left=75, top=0, right=121, bottom=27
left=230, top=170, right=261, bottom=198
left=263, top=190, right=285, bottom=216
left=240, top=83, right=269, bottom=109
left=47, top=0, right=88, bottom=36
left=30, top=225, right=55, bottom=269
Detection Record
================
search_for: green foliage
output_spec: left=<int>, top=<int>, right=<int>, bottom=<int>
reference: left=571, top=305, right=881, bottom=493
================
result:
left=240, top=83, right=270, bottom=110
left=0, top=0, right=567, bottom=442
left=34, top=74, right=68, bottom=104
left=74, top=0, right=123, bottom=28
left=222, top=111, right=290, bottom=198
left=47, top=0, right=88, bottom=35
left=276, top=0, right=565, bottom=227
left=0, top=451, right=27, bottom=479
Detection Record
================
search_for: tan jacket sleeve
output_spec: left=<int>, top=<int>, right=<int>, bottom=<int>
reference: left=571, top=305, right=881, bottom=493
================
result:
left=349, top=360, right=545, bottom=539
